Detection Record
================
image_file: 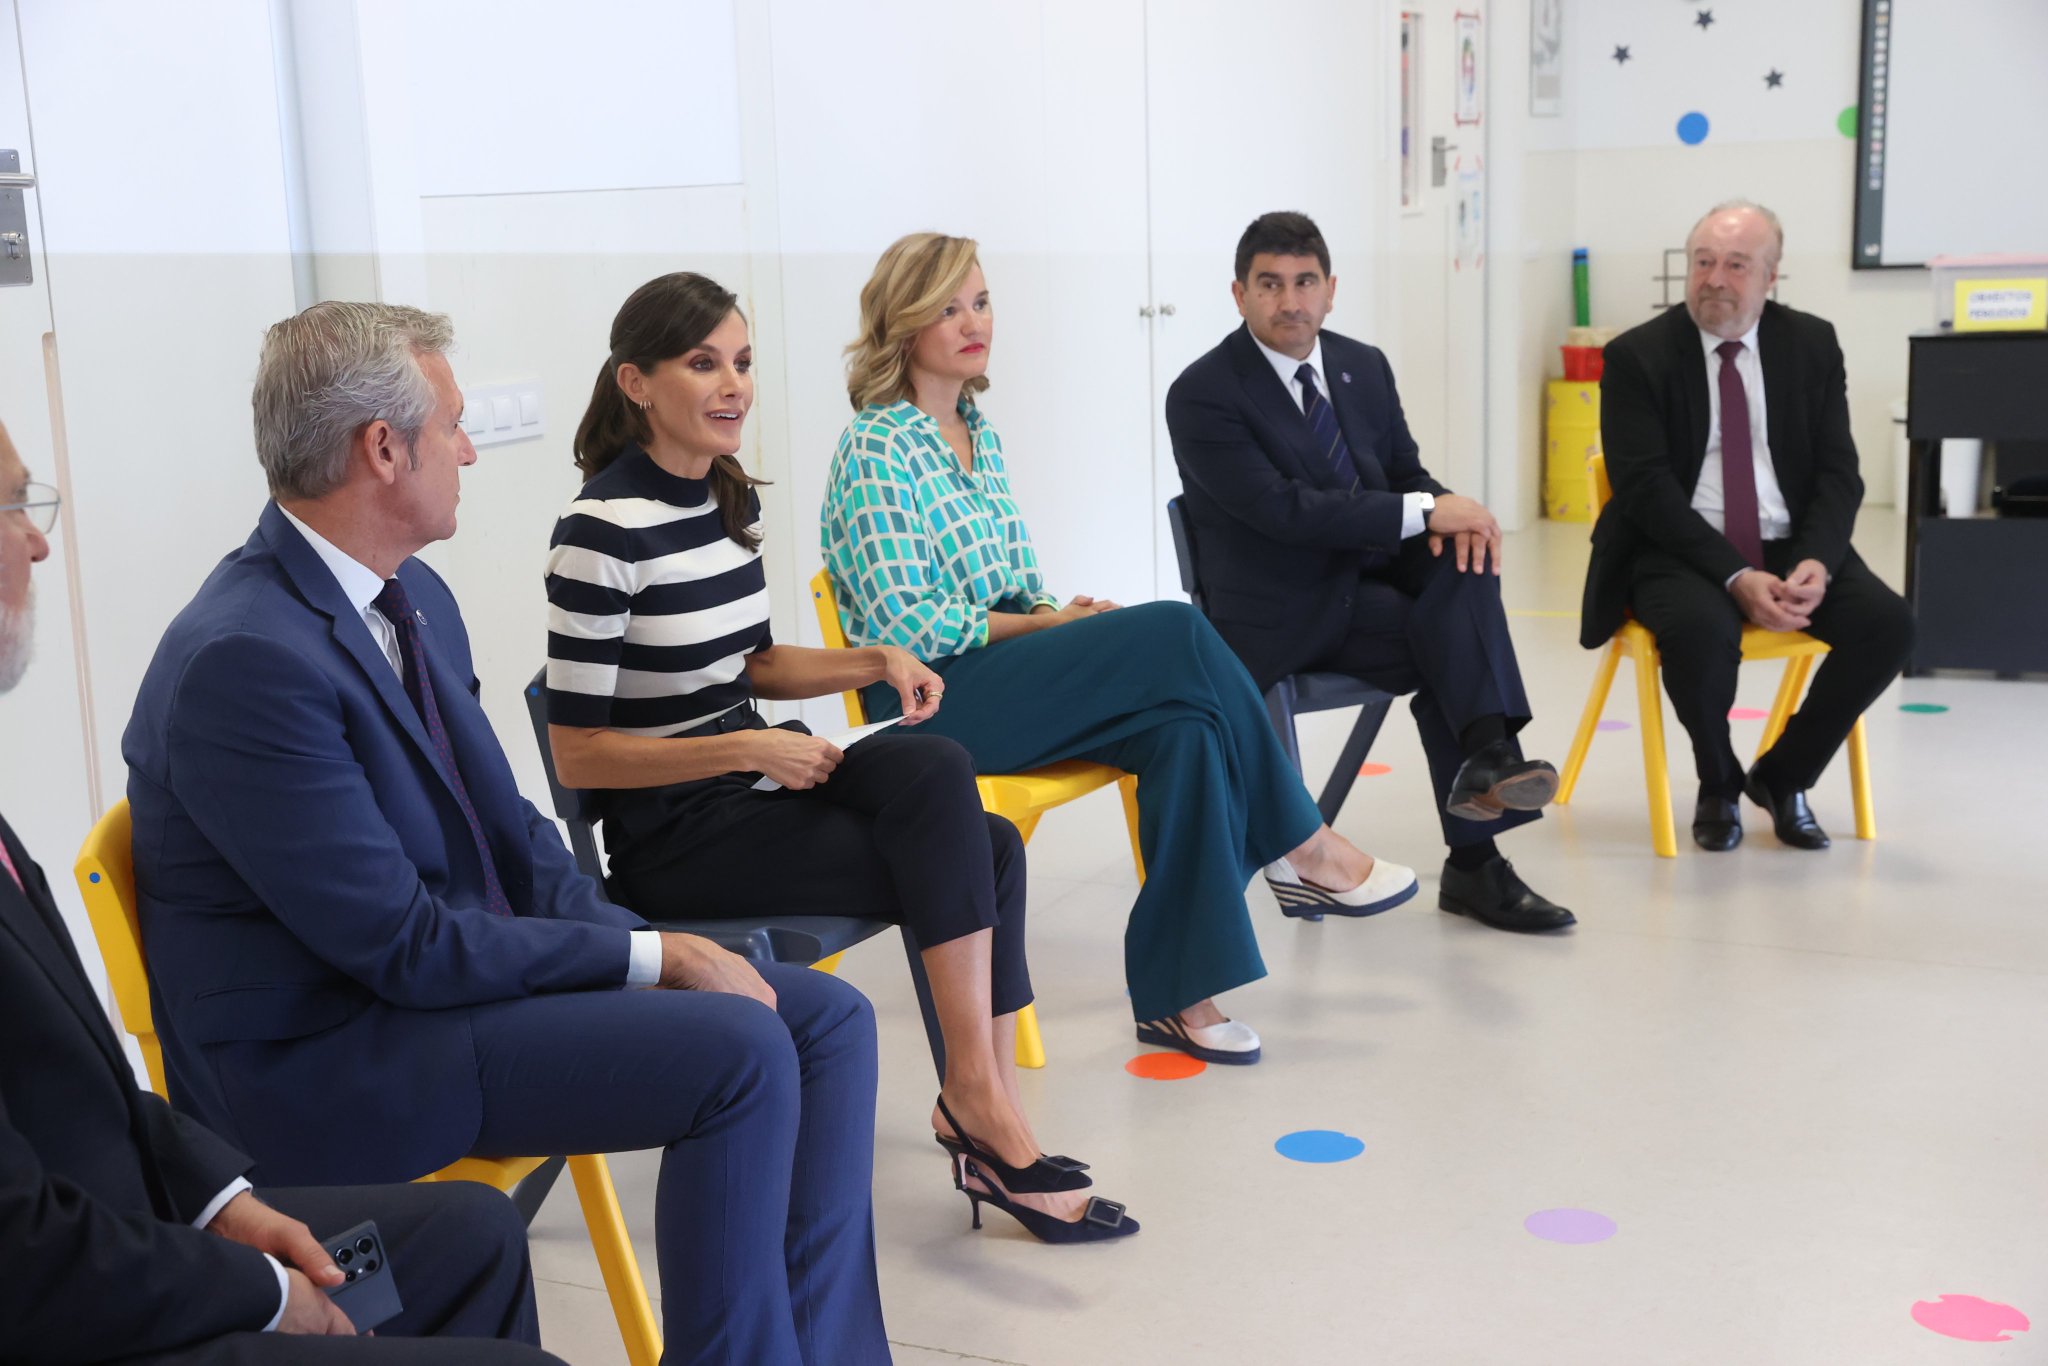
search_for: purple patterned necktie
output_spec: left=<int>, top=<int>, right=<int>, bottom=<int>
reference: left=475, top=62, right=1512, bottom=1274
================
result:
left=373, top=578, right=511, bottom=917
left=1715, top=340, right=1764, bottom=568
left=1297, top=363, right=1362, bottom=490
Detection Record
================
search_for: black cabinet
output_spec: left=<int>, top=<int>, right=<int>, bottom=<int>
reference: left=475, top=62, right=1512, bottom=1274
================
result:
left=1904, top=330, right=2048, bottom=675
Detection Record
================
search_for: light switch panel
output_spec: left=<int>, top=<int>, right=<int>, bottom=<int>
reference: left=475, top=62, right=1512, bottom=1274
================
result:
left=461, top=382, right=547, bottom=448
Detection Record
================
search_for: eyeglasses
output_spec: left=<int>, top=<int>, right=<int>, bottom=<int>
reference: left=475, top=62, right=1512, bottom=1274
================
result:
left=1, top=482, right=61, bottom=535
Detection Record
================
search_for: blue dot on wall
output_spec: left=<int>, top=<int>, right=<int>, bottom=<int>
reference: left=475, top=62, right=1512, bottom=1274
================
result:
left=1275, top=1129, right=1366, bottom=1163
left=1677, top=111, right=1711, bottom=145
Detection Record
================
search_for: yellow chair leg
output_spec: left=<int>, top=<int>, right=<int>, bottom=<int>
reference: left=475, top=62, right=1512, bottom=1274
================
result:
left=1010, top=812, right=1042, bottom=844
left=1758, top=656, right=1813, bottom=758
left=1558, top=639, right=1623, bottom=805
left=1629, top=638, right=1679, bottom=858
left=810, top=951, right=845, bottom=975
left=1013, top=1002, right=1047, bottom=1070
left=1848, top=716, right=1876, bottom=840
left=1117, top=773, right=1145, bottom=884
left=567, top=1155, right=662, bottom=1366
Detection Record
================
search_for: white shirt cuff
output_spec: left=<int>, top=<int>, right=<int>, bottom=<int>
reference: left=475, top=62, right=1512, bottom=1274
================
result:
left=1400, top=492, right=1428, bottom=540
left=1724, top=566, right=1751, bottom=591
left=260, top=1254, right=289, bottom=1332
left=191, top=1176, right=252, bottom=1230
left=625, top=930, right=662, bottom=988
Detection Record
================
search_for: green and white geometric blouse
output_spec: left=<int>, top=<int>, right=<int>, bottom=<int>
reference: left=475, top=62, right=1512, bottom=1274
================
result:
left=820, top=399, right=1060, bottom=659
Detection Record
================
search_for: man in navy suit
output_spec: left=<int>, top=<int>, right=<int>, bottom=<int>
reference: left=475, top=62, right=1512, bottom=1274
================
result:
left=1167, top=212, right=1571, bottom=933
left=3, top=417, right=559, bottom=1363
left=122, top=305, right=889, bottom=1365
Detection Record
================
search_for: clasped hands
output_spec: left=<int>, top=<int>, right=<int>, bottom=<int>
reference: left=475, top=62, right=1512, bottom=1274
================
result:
left=205, top=1190, right=355, bottom=1336
left=1731, top=559, right=1828, bottom=632
left=1424, top=494, right=1504, bottom=574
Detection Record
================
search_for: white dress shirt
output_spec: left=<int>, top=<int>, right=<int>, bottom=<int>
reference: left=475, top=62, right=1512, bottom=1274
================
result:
left=1693, top=322, right=1793, bottom=544
left=1250, top=331, right=1430, bottom=539
left=276, top=510, right=661, bottom=988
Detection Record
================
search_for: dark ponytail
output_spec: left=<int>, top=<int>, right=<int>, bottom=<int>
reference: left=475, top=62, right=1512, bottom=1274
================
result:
left=573, top=272, right=767, bottom=549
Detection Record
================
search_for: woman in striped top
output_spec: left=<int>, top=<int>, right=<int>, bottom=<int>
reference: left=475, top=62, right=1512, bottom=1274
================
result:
left=545, top=273, right=1134, bottom=1247
left=821, top=234, right=1418, bottom=1066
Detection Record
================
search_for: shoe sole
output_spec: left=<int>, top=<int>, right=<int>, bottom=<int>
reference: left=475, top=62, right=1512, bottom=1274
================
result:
left=1445, top=767, right=1559, bottom=821
left=1437, top=893, right=1577, bottom=933
left=1269, top=876, right=1420, bottom=920
left=1133, top=1025, right=1261, bottom=1065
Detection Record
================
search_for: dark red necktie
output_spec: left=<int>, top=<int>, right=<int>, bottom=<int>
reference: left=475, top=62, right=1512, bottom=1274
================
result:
left=374, top=578, right=511, bottom=917
left=1715, top=339, right=1764, bottom=568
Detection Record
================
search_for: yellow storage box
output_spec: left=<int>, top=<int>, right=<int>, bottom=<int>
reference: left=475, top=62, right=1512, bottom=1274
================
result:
left=1545, top=380, right=1601, bottom=523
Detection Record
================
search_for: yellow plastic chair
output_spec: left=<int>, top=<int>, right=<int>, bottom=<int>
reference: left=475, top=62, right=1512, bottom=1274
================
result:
left=810, top=569, right=1146, bottom=1069
left=1555, top=455, right=1875, bottom=857
left=74, top=801, right=663, bottom=1366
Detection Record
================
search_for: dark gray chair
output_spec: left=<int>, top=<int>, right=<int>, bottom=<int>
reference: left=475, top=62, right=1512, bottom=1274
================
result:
left=1166, top=497, right=1395, bottom=827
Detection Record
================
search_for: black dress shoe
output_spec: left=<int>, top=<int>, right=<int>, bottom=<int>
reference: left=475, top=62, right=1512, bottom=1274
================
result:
left=1742, top=771, right=1831, bottom=850
left=1438, top=857, right=1576, bottom=932
left=1446, top=741, right=1560, bottom=821
left=1692, top=793, right=1743, bottom=851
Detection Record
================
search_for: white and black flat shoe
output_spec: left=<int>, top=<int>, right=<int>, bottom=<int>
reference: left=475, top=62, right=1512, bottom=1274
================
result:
left=1135, top=1013, right=1261, bottom=1065
left=1264, top=856, right=1418, bottom=921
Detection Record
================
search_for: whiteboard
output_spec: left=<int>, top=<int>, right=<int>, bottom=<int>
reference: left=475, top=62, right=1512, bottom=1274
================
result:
left=1853, top=0, right=2048, bottom=267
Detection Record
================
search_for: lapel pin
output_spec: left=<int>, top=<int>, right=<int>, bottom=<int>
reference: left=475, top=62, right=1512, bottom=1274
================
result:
left=415, top=610, right=427, bottom=625
left=1341, top=371, right=1353, bottom=384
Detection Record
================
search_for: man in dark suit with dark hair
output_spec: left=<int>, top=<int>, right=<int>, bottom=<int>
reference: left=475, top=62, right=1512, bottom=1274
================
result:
left=1167, top=211, right=1572, bottom=933
left=0, top=418, right=558, bottom=1363
left=1588, top=200, right=1913, bottom=851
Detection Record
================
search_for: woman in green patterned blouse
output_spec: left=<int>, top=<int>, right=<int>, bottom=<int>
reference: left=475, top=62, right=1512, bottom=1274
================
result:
left=821, top=233, right=1418, bottom=1070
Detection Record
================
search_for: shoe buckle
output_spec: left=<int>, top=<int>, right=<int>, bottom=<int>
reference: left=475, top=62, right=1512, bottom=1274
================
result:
left=1083, top=1198, right=1126, bottom=1228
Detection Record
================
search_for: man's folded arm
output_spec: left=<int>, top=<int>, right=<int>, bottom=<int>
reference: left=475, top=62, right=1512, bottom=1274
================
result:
left=165, top=630, right=635, bottom=1007
left=1599, top=341, right=1751, bottom=586
left=0, top=1107, right=281, bottom=1363
left=1168, top=385, right=1406, bottom=550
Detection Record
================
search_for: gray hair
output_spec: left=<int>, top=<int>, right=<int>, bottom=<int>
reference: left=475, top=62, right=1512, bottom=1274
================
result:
left=1688, top=198, right=1785, bottom=268
left=252, top=301, right=455, bottom=500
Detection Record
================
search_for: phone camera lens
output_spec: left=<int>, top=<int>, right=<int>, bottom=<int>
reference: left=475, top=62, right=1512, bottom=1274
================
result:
left=356, top=1236, right=375, bottom=1255
left=344, top=1269, right=357, bottom=1282
left=336, top=1247, right=354, bottom=1265
left=363, top=1258, right=379, bottom=1273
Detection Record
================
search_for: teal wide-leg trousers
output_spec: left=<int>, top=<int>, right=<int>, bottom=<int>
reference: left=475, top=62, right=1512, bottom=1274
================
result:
left=864, top=602, right=1323, bottom=1023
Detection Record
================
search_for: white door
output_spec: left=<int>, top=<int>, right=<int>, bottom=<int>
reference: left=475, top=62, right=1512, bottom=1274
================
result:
left=1387, top=1, right=1489, bottom=498
left=1143, top=0, right=1391, bottom=597
left=0, top=0, right=112, bottom=1007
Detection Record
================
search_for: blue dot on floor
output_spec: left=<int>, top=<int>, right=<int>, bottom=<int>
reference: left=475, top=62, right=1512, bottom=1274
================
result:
left=1677, top=111, right=1710, bottom=145
left=1275, top=1129, right=1365, bottom=1163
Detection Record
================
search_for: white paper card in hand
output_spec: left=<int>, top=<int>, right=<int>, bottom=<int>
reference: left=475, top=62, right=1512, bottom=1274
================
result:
left=751, top=718, right=903, bottom=790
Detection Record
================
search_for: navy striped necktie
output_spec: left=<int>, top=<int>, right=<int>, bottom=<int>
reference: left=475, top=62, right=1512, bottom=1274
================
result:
left=1297, top=362, right=1361, bottom=490
left=374, top=578, right=512, bottom=917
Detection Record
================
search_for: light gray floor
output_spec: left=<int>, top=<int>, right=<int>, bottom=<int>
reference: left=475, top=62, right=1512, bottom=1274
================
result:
left=527, top=513, right=2046, bottom=1364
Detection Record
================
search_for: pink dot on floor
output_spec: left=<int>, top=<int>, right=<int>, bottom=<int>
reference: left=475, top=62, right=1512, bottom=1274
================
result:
left=1125, top=1052, right=1206, bottom=1081
left=1596, top=719, right=1630, bottom=732
left=1523, top=1208, right=1616, bottom=1244
left=1727, top=707, right=1770, bottom=721
left=1911, top=1295, right=2030, bottom=1343
left=1357, top=762, right=1393, bottom=777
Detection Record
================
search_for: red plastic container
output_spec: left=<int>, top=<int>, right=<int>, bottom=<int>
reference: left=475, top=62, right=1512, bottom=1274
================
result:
left=1560, top=345, right=1604, bottom=382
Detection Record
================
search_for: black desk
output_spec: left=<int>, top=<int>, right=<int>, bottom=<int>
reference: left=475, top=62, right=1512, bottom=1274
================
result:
left=1904, top=329, right=2048, bottom=675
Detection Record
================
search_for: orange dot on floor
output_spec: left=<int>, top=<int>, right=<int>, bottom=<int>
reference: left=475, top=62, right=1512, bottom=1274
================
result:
left=1125, top=1052, right=1207, bottom=1080
left=1357, top=762, right=1393, bottom=777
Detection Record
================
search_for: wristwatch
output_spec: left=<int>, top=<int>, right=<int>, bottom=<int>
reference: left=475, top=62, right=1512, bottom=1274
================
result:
left=1416, top=491, right=1436, bottom=530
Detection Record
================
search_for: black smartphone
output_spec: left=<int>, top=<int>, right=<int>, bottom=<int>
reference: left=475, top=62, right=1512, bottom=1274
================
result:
left=320, top=1220, right=404, bottom=1332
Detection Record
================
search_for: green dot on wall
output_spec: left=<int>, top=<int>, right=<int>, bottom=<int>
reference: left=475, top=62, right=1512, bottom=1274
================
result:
left=1837, top=105, right=1858, bottom=138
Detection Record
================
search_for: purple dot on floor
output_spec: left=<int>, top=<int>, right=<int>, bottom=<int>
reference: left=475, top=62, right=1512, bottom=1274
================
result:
left=1275, top=1129, right=1366, bottom=1163
left=1596, top=719, right=1630, bottom=732
left=1727, top=707, right=1770, bottom=721
left=1524, top=1208, right=1616, bottom=1244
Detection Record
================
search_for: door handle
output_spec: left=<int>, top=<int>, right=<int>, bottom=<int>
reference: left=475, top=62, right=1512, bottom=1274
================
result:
left=0, top=171, right=34, bottom=190
left=1430, top=136, right=1457, bottom=188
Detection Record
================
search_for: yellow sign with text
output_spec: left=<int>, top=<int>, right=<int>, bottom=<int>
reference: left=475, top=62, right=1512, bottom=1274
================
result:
left=1953, top=278, right=2047, bottom=332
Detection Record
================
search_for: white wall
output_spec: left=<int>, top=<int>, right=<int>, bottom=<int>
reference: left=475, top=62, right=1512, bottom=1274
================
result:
left=1503, top=0, right=1930, bottom=515
left=1, top=0, right=300, bottom=1041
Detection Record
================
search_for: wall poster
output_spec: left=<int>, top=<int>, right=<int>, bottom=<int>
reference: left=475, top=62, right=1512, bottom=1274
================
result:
left=1529, top=0, right=1562, bottom=116
left=1401, top=12, right=1422, bottom=209
left=1454, top=11, right=1483, bottom=127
